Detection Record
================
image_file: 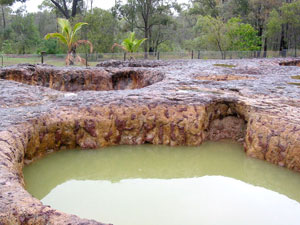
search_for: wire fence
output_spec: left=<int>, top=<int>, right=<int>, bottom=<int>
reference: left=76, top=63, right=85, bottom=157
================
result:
left=0, top=50, right=299, bottom=67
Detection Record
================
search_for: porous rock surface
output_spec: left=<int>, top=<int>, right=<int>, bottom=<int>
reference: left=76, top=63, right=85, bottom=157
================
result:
left=0, top=58, right=300, bottom=224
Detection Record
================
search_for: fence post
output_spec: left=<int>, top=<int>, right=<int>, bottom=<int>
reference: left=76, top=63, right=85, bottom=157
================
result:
left=85, top=53, right=88, bottom=67
left=41, top=51, right=46, bottom=64
left=124, top=52, right=127, bottom=61
left=197, top=51, right=200, bottom=59
left=191, top=50, right=194, bottom=59
left=1, top=55, right=3, bottom=67
left=157, top=52, right=160, bottom=60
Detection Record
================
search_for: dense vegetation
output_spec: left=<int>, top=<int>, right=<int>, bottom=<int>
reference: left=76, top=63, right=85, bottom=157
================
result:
left=0, top=0, right=299, bottom=56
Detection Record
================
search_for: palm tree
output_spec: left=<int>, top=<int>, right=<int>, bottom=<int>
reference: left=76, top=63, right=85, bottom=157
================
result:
left=45, top=18, right=93, bottom=66
left=112, top=32, right=147, bottom=59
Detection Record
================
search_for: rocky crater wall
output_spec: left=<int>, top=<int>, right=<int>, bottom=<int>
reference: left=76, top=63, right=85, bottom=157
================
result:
left=0, top=64, right=164, bottom=92
left=23, top=102, right=247, bottom=162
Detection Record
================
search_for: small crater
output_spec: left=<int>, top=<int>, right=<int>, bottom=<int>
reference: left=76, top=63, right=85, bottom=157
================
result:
left=112, top=70, right=160, bottom=90
left=279, top=60, right=300, bottom=67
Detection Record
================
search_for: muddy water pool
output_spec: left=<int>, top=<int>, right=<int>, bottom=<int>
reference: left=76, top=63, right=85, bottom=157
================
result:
left=23, top=141, right=300, bottom=225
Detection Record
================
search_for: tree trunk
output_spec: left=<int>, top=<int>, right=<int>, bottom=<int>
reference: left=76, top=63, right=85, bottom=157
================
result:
left=144, top=28, right=148, bottom=59
left=1, top=5, right=5, bottom=29
left=294, top=30, right=297, bottom=57
left=50, top=0, right=70, bottom=19
left=257, top=25, right=263, bottom=57
left=71, top=0, right=79, bottom=17
left=263, top=37, right=267, bottom=58
left=216, top=39, right=225, bottom=59
left=67, top=51, right=75, bottom=65
left=279, top=24, right=287, bottom=57
left=50, top=0, right=80, bottom=19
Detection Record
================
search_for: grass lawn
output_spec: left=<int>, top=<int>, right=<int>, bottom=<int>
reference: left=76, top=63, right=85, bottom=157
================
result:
left=2, top=56, right=99, bottom=67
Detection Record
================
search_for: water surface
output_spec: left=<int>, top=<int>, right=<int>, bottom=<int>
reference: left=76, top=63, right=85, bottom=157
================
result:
left=24, top=141, right=300, bottom=225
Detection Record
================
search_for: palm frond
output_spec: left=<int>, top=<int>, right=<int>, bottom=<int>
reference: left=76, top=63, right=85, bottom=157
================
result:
left=58, top=18, right=71, bottom=36
left=132, top=38, right=147, bottom=52
left=45, top=18, right=94, bottom=66
left=112, top=43, right=127, bottom=52
left=129, top=32, right=135, bottom=42
left=70, top=22, right=88, bottom=46
left=74, top=40, right=94, bottom=53
left=112, top=32, right=147, bottom=54
left=44, top=33, right=68, bottom=45
left=122, top=39, right=134, bottom=52
left=73, top=22, right=88, bottom=36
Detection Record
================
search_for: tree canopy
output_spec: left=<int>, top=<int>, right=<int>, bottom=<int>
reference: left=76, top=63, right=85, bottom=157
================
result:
left=0, top=0, right=300, bottom=56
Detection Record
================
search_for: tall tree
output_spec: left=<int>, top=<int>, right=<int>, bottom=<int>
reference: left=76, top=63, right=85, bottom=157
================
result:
left=189, top=0, right=219, bottom=17
left=49, top=0, right=82, bottom=19
left=266, top=0, right=299, bottom=54
left=0, top=0, right=26, bottom=28
left=149, top=14, right=176, bottom=53
left=219, top=0, right=249, bottom=20
left=248, top=0, right=282, bottom=56
left=119, top=0, right=174, bottom=58
left=281, top=0, right=300, bottom=56
left=10, top=12, right=41, bottom=53
left=266, top=9, right=282, bottom=51
left=193, top=16, right=260, bottom=58
left=118, top=0, right=137, bottom=32
left=194, top=16, right=228, bottom=58
left=82, top=8, right=118, bottom=53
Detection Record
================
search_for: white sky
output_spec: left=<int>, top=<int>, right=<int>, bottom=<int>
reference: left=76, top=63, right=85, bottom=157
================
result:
left=13, top=0, right=190, bottom=12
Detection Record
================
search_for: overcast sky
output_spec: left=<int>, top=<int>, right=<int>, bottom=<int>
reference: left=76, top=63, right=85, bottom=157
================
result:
left=13, top=0, right=190, bottom=12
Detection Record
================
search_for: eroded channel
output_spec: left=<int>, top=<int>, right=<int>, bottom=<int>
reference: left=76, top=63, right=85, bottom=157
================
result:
left=23, top=141, right=300, bottom=225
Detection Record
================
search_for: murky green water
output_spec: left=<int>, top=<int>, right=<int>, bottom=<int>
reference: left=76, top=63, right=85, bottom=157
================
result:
left=23, top=141, right=300, bottom=225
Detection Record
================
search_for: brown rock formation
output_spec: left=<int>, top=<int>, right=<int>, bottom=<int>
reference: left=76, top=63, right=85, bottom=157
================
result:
left=0, top=64, right=164, bottom=92
left=0, top=58, right=300, bottom=224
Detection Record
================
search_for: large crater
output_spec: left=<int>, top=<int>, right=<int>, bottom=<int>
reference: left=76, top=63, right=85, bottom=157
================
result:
left=0, top=64, right=164, bottom=92
left=1, top=58, right=300, bottom=224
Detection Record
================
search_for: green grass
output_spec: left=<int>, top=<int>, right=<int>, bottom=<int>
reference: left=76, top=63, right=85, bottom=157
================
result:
left=2, top=56, right=98, bottom=67
left=213, top=64, right=236, bottom=68
left=289, top=76, right=300, bottom=87
left=287, top=82, right=300, bottom=87
left=291, top=75, right=300, bottom=80
left=2, top=57, right=40, bottom=66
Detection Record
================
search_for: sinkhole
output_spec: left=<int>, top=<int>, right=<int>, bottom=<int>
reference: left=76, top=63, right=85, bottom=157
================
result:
left=0, top=65, right=164, bottom=92
left=279, top=60, right=300, bottom=67
left=23, top=141, right=300, bottom=225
